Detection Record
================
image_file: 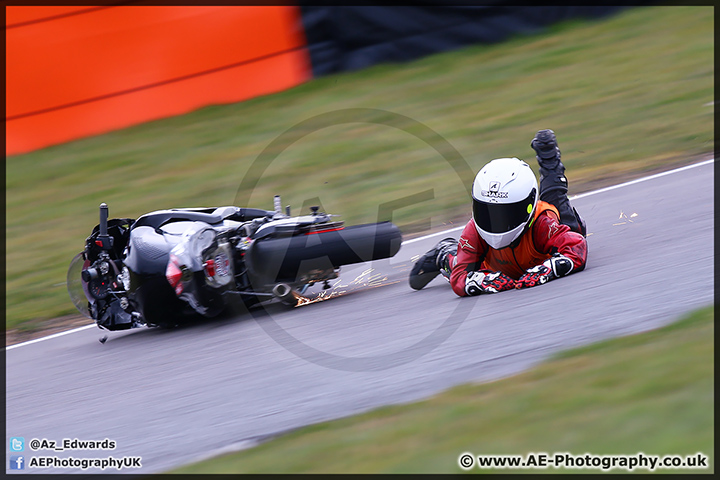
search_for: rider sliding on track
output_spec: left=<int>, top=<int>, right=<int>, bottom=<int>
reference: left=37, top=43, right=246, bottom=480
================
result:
left=409, top=129, right=588, bottom=296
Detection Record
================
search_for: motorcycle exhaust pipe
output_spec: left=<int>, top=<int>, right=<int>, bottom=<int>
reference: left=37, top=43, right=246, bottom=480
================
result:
left=272, top=283, right=299, bottom=307
left=246, top=222, right=402, bottom=285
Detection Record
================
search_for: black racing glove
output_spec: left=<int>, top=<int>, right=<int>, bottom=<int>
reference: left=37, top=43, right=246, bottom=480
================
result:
left=464, top=270, right=516, bottom=295
left=516, top=254, right=574, bottom=289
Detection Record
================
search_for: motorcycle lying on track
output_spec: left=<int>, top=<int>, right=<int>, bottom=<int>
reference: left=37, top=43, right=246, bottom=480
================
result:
left=67, top=196, right=402, bottom=332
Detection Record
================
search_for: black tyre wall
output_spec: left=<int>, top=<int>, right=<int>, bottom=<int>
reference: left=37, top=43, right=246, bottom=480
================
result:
left=300, top=5, right=637, bottom=76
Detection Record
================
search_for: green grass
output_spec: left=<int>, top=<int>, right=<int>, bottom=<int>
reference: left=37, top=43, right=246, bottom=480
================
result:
left=5, top=6, right=713, bottom=330
left=170, top=305, right=714, bottom=474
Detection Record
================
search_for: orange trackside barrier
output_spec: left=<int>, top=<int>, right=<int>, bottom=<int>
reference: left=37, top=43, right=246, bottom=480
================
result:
left=6, top=6, right=312, bottom=156
left=6, top=6, right=104, bottom=26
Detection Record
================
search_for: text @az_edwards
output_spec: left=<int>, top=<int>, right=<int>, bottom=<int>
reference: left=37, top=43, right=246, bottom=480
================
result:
left=28, top=438, right=115, bottom=451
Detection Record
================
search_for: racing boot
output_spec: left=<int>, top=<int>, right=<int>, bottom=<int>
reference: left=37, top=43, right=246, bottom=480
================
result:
left=409, top=237, right=458, bottom=290
left=531, top=129, right=587, bottom=236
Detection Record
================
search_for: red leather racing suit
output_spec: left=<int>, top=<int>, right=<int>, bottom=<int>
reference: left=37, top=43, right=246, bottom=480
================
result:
left=448, top=201, right=588, bottom=297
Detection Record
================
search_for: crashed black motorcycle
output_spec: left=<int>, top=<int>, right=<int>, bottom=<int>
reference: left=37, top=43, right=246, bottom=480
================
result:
left=67, top=196, right=402, bottom=331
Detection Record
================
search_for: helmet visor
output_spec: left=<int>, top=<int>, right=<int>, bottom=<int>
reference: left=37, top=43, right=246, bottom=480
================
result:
left=473, top=188, right=536, bottom=234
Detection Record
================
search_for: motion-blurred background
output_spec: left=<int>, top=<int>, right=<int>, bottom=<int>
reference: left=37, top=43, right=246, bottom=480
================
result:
left=5, top=5, right=714, bottom=475
left=6, top=5, right=712, bottom=331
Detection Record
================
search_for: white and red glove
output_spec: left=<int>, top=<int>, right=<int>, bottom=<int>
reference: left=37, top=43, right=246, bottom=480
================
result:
left=464, top=270, right=516, bottom=295
left=516, top=254, right=574, bottom=289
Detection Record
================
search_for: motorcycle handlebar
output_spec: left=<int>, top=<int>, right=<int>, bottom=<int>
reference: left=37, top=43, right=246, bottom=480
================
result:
left=96, top=202, right=113, bottom=250
left=99, top=203, right=109, bottom=237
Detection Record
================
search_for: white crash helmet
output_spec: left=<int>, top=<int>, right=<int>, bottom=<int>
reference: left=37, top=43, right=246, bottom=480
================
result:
left=471, top=157, right=538, bottom=249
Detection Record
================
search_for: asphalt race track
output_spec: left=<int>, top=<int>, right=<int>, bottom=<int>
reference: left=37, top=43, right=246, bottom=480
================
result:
left=5, top=159, right=714, bottom=474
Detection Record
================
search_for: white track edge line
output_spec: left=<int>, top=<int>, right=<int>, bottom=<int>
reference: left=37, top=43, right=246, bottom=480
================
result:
left=6, top=324, right=97, bottom=351
left=7, top=158, right=713, bottom=351
left=402, top=225, right=466, bottom=245
left=404, top=158, right=713, bottom=245
left=570, top=158, right=714, bottom=200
